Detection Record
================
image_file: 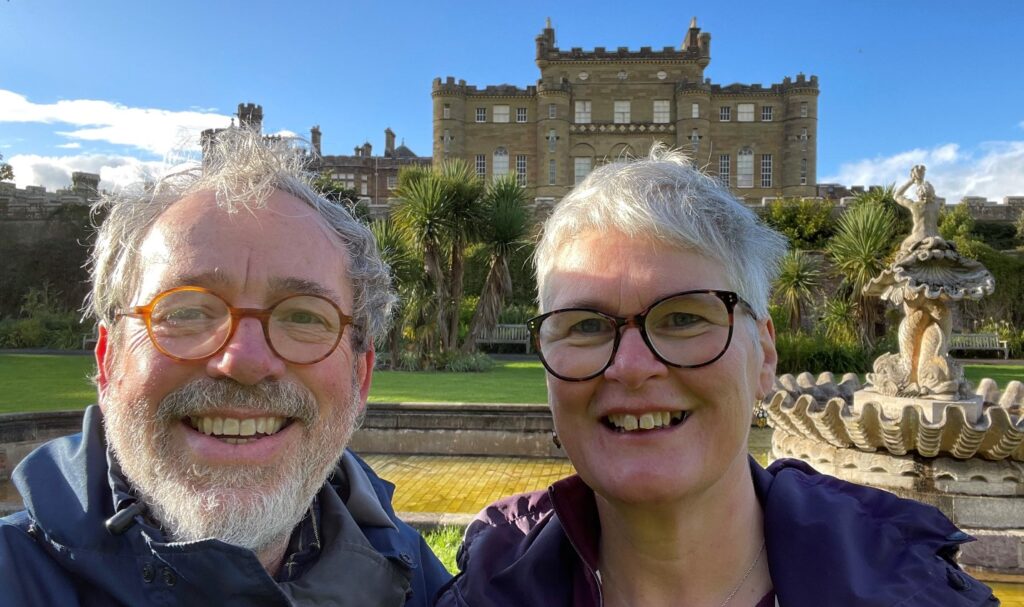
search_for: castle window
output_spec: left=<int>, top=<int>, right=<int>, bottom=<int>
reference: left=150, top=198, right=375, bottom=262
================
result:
left=761, top=154, right=773, bottom=188
left=549, top=159, right=556, bottom=185
left=516, top=108, right=528, bottom=123
left=548, top=129, right=558, bottom=152
left=493, top=147, right=509, bottom=180
left=614, top=100, right=631, bottom=124
left=361, top=182, right=368, bottom=196
left=548, top=104, right=557, bottom=119
left=476, top=154, right=486, bottom=177
left=801, top=128, right=808, bottom=152
left=654, top=100, right=671, bottom=124
left=690, top=129, right=701, bottom=153
left=761, top=106, right=773, bottom=122
left=737, top=149, right=753, bottom=188
left=443, top=129, right=452, bottom=153
left=718, top=154, right=730, bottom=186
left=800, top=158, right=807, bottom=186
left=574, top=157, right=592, bottom=185
left=800, top=102, right=808, bottom=118
left=719, top=106, right=731, bottom=122
left=494, top=105, right=510, bottom=123
left=575, top=100, right=592, bottom=124
left=691, top=103, right=699, bottom=119
left=476, top=108, right=486, bottom=123
left=443, top=104, right=451, bottom=119
left=387, top=175, right=397, bottom=189
left=737, top=104, right=755, bottom=122
left=516, top=155, right=527, bottom=185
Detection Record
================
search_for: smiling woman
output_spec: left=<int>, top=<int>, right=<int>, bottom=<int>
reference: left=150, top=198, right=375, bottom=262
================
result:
left=436, top=146, right=1000, bottom=607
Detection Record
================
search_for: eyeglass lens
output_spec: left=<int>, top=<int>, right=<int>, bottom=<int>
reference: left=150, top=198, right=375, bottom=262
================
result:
left=148, top=290, right=343, bottom=364
left=535, top=292, right=733, bottom=379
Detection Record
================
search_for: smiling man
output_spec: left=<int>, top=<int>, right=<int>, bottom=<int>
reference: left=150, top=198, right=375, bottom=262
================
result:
left=0, top=129, right=450, bottom=606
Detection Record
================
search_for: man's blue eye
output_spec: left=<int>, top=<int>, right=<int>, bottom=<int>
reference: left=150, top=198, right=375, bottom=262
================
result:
left=283, top=311, right=328, bottom=326
left=570, top=318, right=607, bottom=334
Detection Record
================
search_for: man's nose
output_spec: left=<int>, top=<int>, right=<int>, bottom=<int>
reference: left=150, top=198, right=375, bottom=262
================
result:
left=207, top=317, right=287, bottom=384
left=602, top=326, right=668, bottom=388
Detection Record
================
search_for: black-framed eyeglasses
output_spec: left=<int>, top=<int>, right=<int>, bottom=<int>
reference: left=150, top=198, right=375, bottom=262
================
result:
left=527, top=289, right=754, bottom=382
left=116, top=286, right=356, bottom=365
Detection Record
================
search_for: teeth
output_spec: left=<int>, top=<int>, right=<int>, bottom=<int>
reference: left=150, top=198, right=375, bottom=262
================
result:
left=189, top=415, right=288, bottom=438
left=607, top=411, right=686, bottom=432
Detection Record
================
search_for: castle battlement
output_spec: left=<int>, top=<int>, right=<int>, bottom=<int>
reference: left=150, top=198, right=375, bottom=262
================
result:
left=432, top=77, right=537, bottom=97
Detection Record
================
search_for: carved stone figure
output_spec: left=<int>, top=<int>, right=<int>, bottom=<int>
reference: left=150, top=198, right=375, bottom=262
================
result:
left=863, top=165, right=994, bottom=398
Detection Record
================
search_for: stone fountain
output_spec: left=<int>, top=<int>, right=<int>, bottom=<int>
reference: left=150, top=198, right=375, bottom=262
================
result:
left=765, top=165, right=1023, bottom=580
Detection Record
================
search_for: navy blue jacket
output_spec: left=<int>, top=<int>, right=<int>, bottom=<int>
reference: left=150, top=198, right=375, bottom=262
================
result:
left=438, top=458, right=998, bottom=606
left=0, top=406, right=451, bottom=606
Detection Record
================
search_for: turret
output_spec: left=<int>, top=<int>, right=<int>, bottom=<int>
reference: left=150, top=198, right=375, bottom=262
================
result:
left=237, top=103, right=263, bottom=132
left=384, top=128, right=396, bottom=157
left=310, top=125, right=322, bottom=156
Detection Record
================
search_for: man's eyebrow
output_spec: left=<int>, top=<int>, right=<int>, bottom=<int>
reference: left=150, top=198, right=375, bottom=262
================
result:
left=268, top=277, right=342, bottom=303
left=174, top=270, right=233, bottom=290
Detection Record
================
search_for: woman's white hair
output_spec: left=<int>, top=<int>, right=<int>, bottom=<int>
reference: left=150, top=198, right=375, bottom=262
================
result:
left=535, top=144, right=787, bottom=318
left=87, top=127, right=394, bottom=353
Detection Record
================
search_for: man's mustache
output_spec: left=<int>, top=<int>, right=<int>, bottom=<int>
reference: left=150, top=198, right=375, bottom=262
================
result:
left=156, top=378, right=318, bottom=426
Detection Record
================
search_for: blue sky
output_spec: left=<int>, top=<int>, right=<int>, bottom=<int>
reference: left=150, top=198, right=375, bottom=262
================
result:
left=2, top=0, right=1023, bottom=201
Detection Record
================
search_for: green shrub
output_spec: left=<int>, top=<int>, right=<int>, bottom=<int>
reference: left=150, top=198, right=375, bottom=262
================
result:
left=441, top=351, right=495, bottom=373
left=774, top=331, right=876, bottom=375
left=761, top=198, right=835, bottom=250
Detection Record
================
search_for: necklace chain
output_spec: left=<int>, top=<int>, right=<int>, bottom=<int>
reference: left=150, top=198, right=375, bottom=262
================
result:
left=598, top=540, right=766, bottom=607
left=718, top=541, right=766, bottom=607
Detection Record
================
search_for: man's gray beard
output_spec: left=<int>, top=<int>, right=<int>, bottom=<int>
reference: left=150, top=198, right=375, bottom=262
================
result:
left=104, top=376, right=362, bottom=554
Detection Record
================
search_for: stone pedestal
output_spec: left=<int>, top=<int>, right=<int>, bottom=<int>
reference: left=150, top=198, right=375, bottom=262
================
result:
left=853, top=389, right=984, bottom=424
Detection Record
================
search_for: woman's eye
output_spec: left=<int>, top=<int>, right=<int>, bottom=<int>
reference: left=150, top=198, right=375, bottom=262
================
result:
left=570, top=318, right=607, bottom=334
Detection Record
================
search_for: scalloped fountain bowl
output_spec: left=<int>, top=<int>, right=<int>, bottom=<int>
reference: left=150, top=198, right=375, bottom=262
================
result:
left=767, top=372, right=1024, bottom=580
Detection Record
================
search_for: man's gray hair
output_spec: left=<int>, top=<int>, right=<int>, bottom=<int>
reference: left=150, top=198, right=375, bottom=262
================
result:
left=535, top=144, right=787, bottom=318
left=87, top=127, right=395, bottom=352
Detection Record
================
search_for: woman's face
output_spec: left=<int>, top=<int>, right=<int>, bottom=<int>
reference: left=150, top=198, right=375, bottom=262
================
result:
left=542, top=230, right=777, bottom=506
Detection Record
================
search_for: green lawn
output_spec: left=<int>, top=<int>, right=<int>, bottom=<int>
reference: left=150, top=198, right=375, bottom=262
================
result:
left=0, top=353, right=1021, bottom=414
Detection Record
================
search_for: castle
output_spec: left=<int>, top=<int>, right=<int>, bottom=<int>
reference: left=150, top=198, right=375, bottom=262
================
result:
left=432, top=18, right=819, bottom=207
left=202, top=103, right=430, bottom=217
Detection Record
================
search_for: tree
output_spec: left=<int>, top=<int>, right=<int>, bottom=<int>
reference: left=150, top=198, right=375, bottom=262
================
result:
left=462, top=175, right=532, bottom=352
left=762, top=198, right=835, bottom=250
left=368, top=218, right=417, bottom=369
left=311, top=172, right=368, bottom=221
left=773, top=249, right=822, bottom=333
left=1017, top=208, right=1024, bottom=242
left=436, top=160, right=486, bottom=349
left=0, top=153, right=13, bottom=182
left=826, top=200, right=898, bottom=344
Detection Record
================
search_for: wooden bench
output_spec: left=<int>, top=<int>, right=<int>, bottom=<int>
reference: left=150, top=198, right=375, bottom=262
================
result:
left=476, top=324, right=532, bottom=353
left=949, top=333, right=1009, bottom=359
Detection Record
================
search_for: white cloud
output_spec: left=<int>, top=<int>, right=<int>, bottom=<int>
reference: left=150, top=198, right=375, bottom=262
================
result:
left=823, top=141, right=1024, bottom=202
left=7, top=153, right=166, bottom=192
left=0, top=90, right=231, bottom=156
left=56, top=142, right=81, bottom=149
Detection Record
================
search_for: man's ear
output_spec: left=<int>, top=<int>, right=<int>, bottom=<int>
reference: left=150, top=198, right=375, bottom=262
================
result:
left=95, top=323, right=113, bottom=409
left=355, top=345, right=375, bottom=415
left=756, top=316, right=778, bottom=400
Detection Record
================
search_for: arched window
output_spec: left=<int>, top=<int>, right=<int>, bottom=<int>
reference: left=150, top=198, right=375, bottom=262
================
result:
left=737, top=148, right=753, bottom=188
left=493, top=147, right=509, bottom=180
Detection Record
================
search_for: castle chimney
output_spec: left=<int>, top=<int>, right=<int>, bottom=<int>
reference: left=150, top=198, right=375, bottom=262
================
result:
left=384, top=128, right=396, bottom=157
left=683, top=17, right=701, bottom=51
left=362, top=141, right=372, bottom=157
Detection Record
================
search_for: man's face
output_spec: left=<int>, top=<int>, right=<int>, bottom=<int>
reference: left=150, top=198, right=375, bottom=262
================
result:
left=96, top=189, right=373, bottom=551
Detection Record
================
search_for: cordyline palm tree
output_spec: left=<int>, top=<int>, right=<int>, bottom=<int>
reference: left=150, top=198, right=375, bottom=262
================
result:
left=773, top=249, right=823, bottom=333
left=391, top=168, right=453, bottom=353
left=462, top=175, right=532, bottom=353
left=827, top=201, right=898, bottom=344
left=368, top=218, right=417, bottom=369
left=437, top=159, right=486, bottom=349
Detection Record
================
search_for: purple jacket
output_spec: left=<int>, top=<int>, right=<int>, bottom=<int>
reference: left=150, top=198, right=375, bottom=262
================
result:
left=436, top=458, right=998, bottom=607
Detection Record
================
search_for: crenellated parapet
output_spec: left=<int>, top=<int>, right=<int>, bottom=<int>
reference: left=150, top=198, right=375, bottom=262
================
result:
left=432, top=77, right=536, bottom=98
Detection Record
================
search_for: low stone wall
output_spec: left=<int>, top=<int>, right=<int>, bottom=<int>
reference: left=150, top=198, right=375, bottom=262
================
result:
left=0, top=403, right=564, bottom=484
